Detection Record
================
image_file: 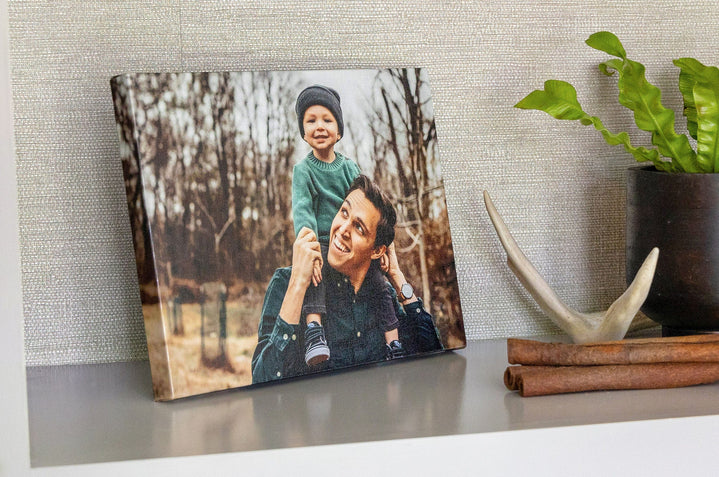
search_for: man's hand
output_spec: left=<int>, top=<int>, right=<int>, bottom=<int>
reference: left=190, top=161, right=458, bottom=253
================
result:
left=279, top=227, right=322, bottom=326
left=385, top=242, right=417, bottom=305
left=290, top=227, right=323, bottom=292
left=380, top=248, right=390, bottom=273
left=312, top=259, right=323, bottom=287
left=384, top=242, right=401, bottom=281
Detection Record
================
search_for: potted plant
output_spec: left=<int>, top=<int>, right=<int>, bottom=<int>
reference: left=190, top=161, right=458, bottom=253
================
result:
left=515, top=31, right=719, bottom=336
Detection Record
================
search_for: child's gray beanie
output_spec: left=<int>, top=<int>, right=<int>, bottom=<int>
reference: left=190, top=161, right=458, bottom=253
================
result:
left=295, top=85, right=344, bottom=139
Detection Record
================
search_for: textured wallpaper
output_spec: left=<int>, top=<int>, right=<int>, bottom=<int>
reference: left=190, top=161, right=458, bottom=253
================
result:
left=10, top=0, right=719, bottom=365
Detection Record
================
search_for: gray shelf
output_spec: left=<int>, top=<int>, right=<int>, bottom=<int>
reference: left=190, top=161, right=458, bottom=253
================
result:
left=27, top=338, right=719, bottom=468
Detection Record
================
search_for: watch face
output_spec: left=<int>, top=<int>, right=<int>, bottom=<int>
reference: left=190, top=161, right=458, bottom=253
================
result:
left=401, top=283, right=413, bottom=299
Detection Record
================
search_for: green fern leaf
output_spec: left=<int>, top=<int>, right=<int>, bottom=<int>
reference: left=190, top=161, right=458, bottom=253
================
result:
left=515, top=80, right=668, bottom=169
left=590, top=37, right=700, bottom=172
left=693, top=66, right=719, bottom=172
left=673, top=57, right=704, bottom=140
left=514, top=80, right=586, bottom=120
left=586, top=32, right=626, bottom=59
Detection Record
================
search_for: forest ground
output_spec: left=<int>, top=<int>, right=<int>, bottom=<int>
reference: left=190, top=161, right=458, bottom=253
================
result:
left=143, top=296, right=262, bottom=399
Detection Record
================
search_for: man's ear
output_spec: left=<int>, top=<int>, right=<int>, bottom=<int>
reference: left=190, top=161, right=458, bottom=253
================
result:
left=370, top=244, right=387, bottom=260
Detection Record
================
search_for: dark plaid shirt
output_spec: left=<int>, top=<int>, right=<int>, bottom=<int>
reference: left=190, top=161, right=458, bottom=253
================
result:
left=251, top=265, right=443, bottom=384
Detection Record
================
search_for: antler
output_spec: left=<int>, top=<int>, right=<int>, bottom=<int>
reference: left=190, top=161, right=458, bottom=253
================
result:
left=484, top=191, right=658, bottom=343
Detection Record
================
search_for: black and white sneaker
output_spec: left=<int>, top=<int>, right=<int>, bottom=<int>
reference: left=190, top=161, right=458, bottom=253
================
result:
left=305, top=321, right=330, bottom=366
left=386, top=340, right=406, bottom=360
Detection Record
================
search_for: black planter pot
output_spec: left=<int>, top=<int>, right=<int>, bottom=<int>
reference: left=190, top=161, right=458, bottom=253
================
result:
left=626, top=166, right=719, bottom=336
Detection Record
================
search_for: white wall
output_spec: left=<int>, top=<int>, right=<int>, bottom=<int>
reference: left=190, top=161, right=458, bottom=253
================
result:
left=10, top=0, right=719, bottom=365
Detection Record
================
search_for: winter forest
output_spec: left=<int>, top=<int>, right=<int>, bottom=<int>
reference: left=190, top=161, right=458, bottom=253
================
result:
left=112, top=68, right=464, bottom=387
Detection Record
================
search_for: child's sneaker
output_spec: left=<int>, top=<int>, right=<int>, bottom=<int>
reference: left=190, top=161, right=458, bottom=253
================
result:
left=386, top=340, right=405, bottom=360
left=305, top=321, right=330, bottom=366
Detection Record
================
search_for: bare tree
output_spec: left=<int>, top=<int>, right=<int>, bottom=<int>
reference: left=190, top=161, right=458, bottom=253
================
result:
left=363, top=68, right=463, bottom=345
left=370, top=68, right=438, bottom=303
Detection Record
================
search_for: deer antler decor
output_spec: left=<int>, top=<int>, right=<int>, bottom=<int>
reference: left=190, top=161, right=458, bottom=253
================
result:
left=484, top=191, right=659, bottom=343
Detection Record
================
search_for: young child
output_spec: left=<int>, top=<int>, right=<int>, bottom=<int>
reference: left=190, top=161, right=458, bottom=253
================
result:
left=292, top=84, right=404, bottom=366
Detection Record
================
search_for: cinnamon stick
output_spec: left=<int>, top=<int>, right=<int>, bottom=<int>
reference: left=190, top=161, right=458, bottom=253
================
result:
left=506, top=363, right=719, bottom=397
left=504, top=365, right=553, bottom=390
left=507, top=335, right=719, bottom=366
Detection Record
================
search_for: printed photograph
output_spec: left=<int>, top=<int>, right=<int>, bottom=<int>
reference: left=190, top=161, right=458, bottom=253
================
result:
left=112, top=68, right=465, bottom=400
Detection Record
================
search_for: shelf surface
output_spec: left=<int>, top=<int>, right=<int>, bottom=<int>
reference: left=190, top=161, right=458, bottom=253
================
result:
left=26, top=338, right=719, bottom=467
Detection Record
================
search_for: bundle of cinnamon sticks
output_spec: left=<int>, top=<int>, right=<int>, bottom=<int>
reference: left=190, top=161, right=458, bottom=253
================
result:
left=504, top=334, right=719, bottom=397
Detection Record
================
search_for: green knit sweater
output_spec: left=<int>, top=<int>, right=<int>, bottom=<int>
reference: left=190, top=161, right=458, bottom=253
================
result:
left=291, top=151, right=361, bottom=240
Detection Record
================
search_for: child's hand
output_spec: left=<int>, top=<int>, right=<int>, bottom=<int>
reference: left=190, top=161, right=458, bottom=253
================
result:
left=312, top=257, right=323, bottom=286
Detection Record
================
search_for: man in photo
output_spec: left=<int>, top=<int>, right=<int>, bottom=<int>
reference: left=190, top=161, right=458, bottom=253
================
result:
left=251, top=175, right=443, bottom=383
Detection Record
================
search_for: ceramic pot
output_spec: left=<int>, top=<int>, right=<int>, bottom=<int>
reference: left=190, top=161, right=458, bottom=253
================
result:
left=626, top=165, right=719, bottom=336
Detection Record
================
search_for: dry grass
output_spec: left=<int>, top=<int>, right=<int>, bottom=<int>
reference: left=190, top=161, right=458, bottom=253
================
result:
left=142, top=281, right=466, bottom=399
left=143, top=299, right=261, bottom=400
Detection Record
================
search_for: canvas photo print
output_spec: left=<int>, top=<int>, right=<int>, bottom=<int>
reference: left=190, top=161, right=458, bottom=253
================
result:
left=111, top=68, right=465, bottom=401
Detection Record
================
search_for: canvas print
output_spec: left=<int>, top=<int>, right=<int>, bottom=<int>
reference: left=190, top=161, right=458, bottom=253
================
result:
left=111, top=68, right=465, bottom=400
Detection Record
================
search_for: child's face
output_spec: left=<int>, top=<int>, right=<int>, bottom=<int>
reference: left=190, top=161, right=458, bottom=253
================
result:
left=303, top=105, right=340, bottom=155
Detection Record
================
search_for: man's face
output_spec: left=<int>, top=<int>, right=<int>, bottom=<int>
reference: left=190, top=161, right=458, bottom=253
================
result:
left=302, top=104, right=340, bottom=155
left=328, top=189, right=384, bottom=276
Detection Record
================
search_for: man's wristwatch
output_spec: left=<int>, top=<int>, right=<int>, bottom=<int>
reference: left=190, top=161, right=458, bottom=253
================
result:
left=400, top=283, right=414, bottom=300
